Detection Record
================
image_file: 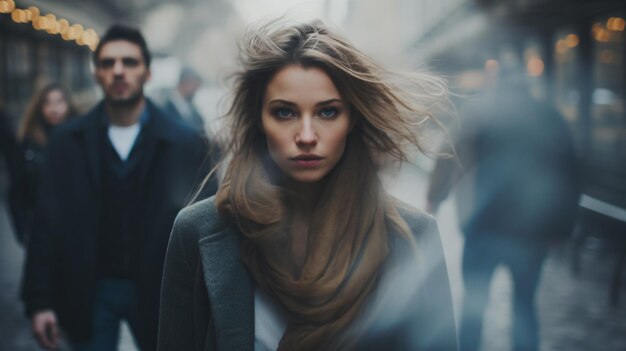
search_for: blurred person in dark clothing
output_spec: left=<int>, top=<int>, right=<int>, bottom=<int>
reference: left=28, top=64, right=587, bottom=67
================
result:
left=161, top=67, right=205, bottom=134
left=0, top=104, right=16, bottom=153
left=9, top=83, right=77, bottom=246
left=21, top=25, right=216, bottom=351
left=0, top=104, right=19, bottom=185
left=426, top=56, right=580, bottom=351
left=161, top=68, right=221, bottom=177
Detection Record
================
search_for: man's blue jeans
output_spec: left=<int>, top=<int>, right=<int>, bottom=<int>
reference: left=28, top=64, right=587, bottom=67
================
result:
left=70, top=278, right=141, bottom=351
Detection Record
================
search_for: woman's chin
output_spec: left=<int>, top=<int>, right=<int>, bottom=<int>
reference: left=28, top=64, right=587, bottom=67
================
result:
left=286, top=170, right=328, bottom=184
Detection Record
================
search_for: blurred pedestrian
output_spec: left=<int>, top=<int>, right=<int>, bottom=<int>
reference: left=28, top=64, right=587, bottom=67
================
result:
left=21, top=25, right=216, bottom=351
left=158, top=20, right=457, bottom=351
left=9, top=83, right=77, bottom=245
left=162, top=67, right=221, bottom=187
left=427, top=57, right=580, bottom=351
left=0, top=103, right=19, bottom=190
left=161, top=67, right=205, bottom=134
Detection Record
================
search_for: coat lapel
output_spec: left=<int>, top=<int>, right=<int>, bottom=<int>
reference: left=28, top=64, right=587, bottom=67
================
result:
left=81, top=105, right=105, bottom=203
left=198, top=227, right=254, bottom=351
left=135, top=100, right=183, bottom=189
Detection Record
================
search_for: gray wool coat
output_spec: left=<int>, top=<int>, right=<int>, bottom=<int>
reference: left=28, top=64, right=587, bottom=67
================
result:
left=157, top=196, right=458, bottom=351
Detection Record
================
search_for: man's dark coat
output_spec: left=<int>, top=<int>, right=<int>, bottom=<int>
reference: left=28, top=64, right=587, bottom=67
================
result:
left=21, top=99, right=214, bottom=350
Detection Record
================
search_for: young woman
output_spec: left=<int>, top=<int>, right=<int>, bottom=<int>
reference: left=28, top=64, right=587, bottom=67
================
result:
left=158, top=20, right=457, bottom=351
left=10, top=83, right=77, bottom=244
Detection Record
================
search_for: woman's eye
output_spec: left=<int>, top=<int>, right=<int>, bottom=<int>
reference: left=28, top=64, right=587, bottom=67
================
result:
left=319, top=107, right=339, bottom=119
left=274, top=107, right=295, bottom=119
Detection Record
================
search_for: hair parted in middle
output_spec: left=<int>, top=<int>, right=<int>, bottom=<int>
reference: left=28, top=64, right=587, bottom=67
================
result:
left=215, top=19, right=449, bottom=242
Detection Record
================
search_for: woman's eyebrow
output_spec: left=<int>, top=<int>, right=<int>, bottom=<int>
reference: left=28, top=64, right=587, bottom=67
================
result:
left=268, top=98, right=344, bottom=106
left=316, top=99, right=343, bottom=106
left=268, top=99, right=297, bottom=106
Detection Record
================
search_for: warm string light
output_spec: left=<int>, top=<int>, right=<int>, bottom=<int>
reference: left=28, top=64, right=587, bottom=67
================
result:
left=565, top=34, right=579, bottom=48
left=607, top=17, right=625, bottom=32
left=0, top=1, right=99, bottom=51
left=0, top=0, right=15, bottom=13
left=555, top=32, right=581, bottom=55
left=484, top=59, right=499, bottom=73
left=592, top=17, right=625, bottom=43
left=523, top=48, right=545, bottom=77
left=526, top=57, right=544, bottom=77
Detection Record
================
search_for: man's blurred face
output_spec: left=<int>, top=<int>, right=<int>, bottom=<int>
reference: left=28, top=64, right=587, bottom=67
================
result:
left=94, top=40, right=151, bottom=106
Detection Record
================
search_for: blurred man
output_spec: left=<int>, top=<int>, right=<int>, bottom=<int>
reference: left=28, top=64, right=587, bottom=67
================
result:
left=21, top=25, right=215, bottom=351
left=162, top=67, right=205, bottom=134
left=426, top=57, right=580, bottom=351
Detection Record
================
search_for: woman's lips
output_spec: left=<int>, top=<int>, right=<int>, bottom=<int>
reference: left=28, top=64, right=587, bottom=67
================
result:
left=291, top=155, right=323, bottom=167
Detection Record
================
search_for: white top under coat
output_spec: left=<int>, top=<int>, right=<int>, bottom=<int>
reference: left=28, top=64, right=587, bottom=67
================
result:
left=254, top=289, right=287, bottom=351
left=108, top=123, right=141, bottom=161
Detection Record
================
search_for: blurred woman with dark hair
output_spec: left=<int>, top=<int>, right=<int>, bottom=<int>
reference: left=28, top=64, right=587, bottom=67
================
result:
left=158, top=20, right=457, bottom=351
left=10, top=83, right=77, bottom=244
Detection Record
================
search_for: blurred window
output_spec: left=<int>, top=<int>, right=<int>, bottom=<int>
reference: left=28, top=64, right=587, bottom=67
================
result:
left=37, top=42, right=50, bottom=78
left=553, top=29, right=582, bottom=123
left=0, top=30, right=3, bottom=98
left=62, top=50, right=73, bottom=89
left=0, top=29, right=5, bottom=106
left=590, top=14, right=625, bottom=175
left=6, top=36, right=33, bottom=119
left=64, top=50, right=84, bottom=91
left=523, top=39, right=548, bottom=101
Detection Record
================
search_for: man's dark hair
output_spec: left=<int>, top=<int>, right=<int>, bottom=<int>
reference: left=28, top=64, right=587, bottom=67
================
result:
left=93, top=24, right=152, bottom=67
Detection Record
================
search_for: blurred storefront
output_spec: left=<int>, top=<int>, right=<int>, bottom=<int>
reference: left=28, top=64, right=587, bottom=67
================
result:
left=0, top=0, right=95, bottom=119
left=0, top=0, right=237, bottom=123
left=408, top=0, right=626, bottom=222
left=1, top=0, right=624, bottom=220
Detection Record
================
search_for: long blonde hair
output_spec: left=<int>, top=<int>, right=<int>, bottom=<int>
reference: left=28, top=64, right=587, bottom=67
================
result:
left=215, top=20, right=449, bottom=241
left=18, top=83, right=77, bottom=146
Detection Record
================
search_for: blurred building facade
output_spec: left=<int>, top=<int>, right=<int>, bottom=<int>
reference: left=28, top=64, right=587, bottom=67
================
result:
left=400, top=0, right=626, bottom=240
left=0, top=1, right=94, bottom=119
left=1, top=0, right=625, bottom=212
left=409, top=0, right=626, bottom=310
left=2, top=0, right=624, bottom=220
left=0, top=0, right=238, bottom=124
left=337, top=0, right=625, bottom=223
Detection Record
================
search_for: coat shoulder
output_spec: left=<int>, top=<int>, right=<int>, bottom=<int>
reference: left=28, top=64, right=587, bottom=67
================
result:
left=48, top=112, right=91, bottom=138
left=160, top=112, right=197, bottom=136
left=173, top=196, right=228, bottom=244
left=392, top=198, right=438, bottom=239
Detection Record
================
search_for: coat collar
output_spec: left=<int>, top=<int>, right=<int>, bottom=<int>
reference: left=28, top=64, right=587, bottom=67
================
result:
left=75, top=98, right=179, bottom=195
left=198, top=225, right=255, bottom=351
left=75, top=98, right=181, bottom=142
left=193, top=205, right=429, bottom=351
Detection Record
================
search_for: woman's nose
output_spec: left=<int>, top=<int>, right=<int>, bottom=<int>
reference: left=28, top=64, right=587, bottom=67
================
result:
left=295, top=117, right=318, bottom=145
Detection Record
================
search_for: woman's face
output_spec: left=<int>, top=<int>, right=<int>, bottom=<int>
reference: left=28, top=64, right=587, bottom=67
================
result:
left=42, top=89, right=69, bottom=126
left=261, top=65, right=352, bottom=184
